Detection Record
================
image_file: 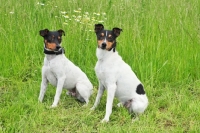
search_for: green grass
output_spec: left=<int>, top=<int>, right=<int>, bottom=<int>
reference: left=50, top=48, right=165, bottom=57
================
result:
left=0, top=0, right=200, bottom=132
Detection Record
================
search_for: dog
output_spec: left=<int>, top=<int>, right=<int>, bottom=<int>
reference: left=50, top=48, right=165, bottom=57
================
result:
left=38, top=29, right=93, bottom=107
left=90, top=24, right=148, bottom=122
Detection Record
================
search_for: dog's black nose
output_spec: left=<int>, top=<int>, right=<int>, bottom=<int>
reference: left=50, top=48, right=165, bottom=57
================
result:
left=102, top=42, right=106, bottom=48
left=56, top=46, right=61, bottom=49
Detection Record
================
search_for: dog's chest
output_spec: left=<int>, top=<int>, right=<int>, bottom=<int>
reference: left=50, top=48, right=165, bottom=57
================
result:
left=43, top=56, right=70, bottom=81
left=95, top=60, right=117, bottom=80
left=95, top=63, right=105, bottom=78
left=44, top=55, right=66, bottom=70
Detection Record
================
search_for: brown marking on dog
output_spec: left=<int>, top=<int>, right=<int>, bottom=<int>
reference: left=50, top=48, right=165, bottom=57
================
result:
left=46, top=42, right=57, bottom=50
left=97, top=40, right=103, bottom=48
left=105, top=41, right=115, bottom=50
left=97, top=40, right=115, bottom=50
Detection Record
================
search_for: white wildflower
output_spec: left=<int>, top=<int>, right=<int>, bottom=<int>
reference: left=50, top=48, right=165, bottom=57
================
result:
left=60, top=11, right=67, bottom=14
left=98, top=20, right=104, bottom=23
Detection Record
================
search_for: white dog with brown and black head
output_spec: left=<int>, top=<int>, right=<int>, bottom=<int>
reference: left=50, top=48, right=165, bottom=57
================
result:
left=38, top=29, right=93, bottom=108
left=90, top=24, right=148, bottom=123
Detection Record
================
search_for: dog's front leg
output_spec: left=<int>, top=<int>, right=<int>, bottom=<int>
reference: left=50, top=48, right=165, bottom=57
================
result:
left=101, top=84, right=117, bottom=123
left=38, top=76, right=48, bottom=102
left=51, top=76, right=65, bottom=108
left=90, top=81, right=105, bottom=110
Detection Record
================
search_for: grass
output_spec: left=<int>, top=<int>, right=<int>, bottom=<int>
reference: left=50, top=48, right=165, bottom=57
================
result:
left=0, top=0, right=200, bottom=132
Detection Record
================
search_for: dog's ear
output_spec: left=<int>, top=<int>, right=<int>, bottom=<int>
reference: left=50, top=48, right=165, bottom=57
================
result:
left=39, top=29, right=49, bottom=37
left=58, top=29, right=65, bottom=36
left=112, top=28, right=122, bottom=37
left=94, top=24, right=104, bottom=33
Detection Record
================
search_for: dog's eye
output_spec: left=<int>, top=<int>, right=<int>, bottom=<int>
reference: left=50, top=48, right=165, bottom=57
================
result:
left=108, top=36, right=112, bottom=39
left=98, top=34, right=104, bottom=40
left=107, top=35, right=113, bottom=41
left=98, top=33, right=104, bottom=38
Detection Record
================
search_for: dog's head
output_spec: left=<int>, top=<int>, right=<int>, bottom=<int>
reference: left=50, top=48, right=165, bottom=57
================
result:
left=94, top=24, right=122, bottom=52
left=39, top=29, right=65, bottom=51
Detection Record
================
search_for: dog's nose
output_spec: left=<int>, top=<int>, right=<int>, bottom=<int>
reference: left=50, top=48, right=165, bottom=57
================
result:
left=102, top=42, right=106, bottom=48
left=56, top=46, right=61, bottom=49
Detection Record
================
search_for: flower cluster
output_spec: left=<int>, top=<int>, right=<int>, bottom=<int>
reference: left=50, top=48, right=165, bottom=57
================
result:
left=61, top=8, right=107, bottom=26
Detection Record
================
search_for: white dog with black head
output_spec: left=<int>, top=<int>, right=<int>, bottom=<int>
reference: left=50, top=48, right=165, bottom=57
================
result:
left=90, top=24, right=148, bottom=123
left=38, top=29, right=93, bottom=107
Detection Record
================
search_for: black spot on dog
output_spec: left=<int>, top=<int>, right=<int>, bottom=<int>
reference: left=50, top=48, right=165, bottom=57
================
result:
left=136, top=84, right=145, bottom=95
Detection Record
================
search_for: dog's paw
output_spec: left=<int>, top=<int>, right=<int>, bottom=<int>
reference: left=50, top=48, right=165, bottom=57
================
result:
left=117, top=102, right=123, bottom=107
left=132, top=117, right=139, bottom=123
left=50, top=104, right=57, bottom=108
left=38, top=97, right=43, bottom=102
left=82, top=104, right=88, bottom=108
left=101, top=118, right=109, bottom=123
left=131, top=114, right=140, bottom=123
left=90, top=106, right=95, bottom=110
left=66, top=91, right=70, bottom=95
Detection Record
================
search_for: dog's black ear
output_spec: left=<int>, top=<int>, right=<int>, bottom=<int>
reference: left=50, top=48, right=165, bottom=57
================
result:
left=58, top=29, right=65, bottom=36
left=112, top=28, right=122, bottom=37
left=39, top=29, right=49, bottom=37
left=94, top=24, right=104, bottom=33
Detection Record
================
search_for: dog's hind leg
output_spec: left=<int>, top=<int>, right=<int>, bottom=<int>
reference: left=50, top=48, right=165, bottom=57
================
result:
left=129, top=98, right=148, bottom=123
left=76, top=83, right=92, bottom=106
left=90, top=81, right=105, bottom=110
left=38, top=76, right=48, bottom=102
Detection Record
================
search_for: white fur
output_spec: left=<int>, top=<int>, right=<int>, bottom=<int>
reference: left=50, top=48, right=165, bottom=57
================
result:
left=91, top=48, right=148, bottom=122
left=39, top=53, right=93, bottom=107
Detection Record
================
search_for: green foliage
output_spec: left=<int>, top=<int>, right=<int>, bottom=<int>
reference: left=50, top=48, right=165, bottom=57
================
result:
left=0, top=0, right=200, bottom=132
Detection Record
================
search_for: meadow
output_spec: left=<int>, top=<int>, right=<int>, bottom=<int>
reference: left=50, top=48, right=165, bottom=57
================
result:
left=0, top=0, right=200, bottom=132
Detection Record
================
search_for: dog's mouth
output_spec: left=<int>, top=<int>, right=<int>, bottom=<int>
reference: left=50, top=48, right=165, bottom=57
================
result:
left=98, top=41, right=116, bottom=52
left=45, top=46, right=62, bottom=51
left=100, top=46, right=106, bottom=50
